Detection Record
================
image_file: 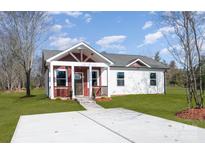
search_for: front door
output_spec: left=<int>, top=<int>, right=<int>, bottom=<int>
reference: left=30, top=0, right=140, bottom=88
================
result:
left=74, top=72, right=83, bottom=96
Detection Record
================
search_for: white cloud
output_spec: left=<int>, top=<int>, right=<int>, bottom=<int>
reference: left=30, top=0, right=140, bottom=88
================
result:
left=144, top=31, right=162, bottom=44
left=49, top=12, right=93, bottom=25
left=51, top=24, right=62, bottom=32
left=50, top=20, right=75, bottom=33
left=160, top=44, right=182, bottom=56
left=84, top=13, right=92, bottom=23
left=149, top=11, right=156, bottom=15
left=196, top=11, right=205, bottom=15
left=160, top=48, right=169, bottom=55
left=138, top=26, right=174, bottom=48
left=159, top=26, right=174, bottom=33
left=65, top=19, right=75, bottom=28
left=97, top=35, right=126, bottom=45
left=65, top=11, right=83, bottom=18
left=201, top=43, right=205, bottom=54
left=162, top=11, right=172, bottom=17
left=49, top=33, right=85, bottom=50
left=48, top=11, right=83, bottom=18
left=142, top=21, right=153, bottom=30
left=96, top=35, right=127, bottom=50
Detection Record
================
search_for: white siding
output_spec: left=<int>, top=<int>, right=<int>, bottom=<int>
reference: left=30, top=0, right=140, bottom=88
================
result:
left=109, top=68, right=165, bottom=95
left=101, top=68, right=108, bottom=86
left=44, top=69, right=49, bottom=96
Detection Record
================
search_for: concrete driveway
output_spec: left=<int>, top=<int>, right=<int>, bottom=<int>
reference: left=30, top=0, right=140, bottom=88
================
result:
left=12, top=108, right=205, bottom=143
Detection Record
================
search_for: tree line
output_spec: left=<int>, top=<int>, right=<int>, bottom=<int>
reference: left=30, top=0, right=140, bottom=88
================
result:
left=155, top=54, right=205, bottom=93
left=0, top=12, right=48, bottom=95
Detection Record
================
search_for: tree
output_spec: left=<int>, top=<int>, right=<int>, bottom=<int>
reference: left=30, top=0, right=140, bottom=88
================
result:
left=161, top=59, right=168, bottom=66
left=169, top=60, right=176, bottom=69
left=31, top=56, right=44, bottom=88
left=200, top=56, right=205, bottom=94
left=166, top=60, right=185, bottom=87
left=166, top=60, right=177, bottom=86
left=162, top=12, right=204, bottom=108
left=0, top=29, right=23, bottom=90
left=0, top=12, right=49, bottom=96
left=154, top=51, right=161, bottom=62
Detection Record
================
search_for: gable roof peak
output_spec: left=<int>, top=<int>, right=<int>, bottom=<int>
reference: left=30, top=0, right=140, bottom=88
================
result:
left=126, top=58, right=151, bottom=68
left=46, top=41, right=114, bottom=65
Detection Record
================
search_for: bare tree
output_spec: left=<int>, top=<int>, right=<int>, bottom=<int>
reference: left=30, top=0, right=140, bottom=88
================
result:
left=162, top=11, right=204, bottom=108
left=32, top=56, right=44, bottom=88
left=0, top=12, right=49, bottom=96
left=166, top=60, right=185, bottom=87
left=0, top=32, right=19, bottom=90
left=154, top=51, right=161, bottom=62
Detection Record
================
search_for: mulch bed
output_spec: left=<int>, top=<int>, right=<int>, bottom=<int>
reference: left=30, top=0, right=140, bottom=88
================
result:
left=176, top=108, right=205, bottom=120
left=95, top=97, right=112, bottom=102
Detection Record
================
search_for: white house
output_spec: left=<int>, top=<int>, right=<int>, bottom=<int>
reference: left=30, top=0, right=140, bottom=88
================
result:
left=42, top=42, right=168, bottom=99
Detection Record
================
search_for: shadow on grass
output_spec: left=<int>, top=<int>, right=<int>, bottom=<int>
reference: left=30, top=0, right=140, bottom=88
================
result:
left=18, top=94, right=49, bottom=103
left=20, top=95, right=36, bottom=99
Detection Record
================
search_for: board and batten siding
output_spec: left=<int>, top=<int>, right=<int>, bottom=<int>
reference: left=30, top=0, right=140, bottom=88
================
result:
left=109, top=67, right=165, bottom=95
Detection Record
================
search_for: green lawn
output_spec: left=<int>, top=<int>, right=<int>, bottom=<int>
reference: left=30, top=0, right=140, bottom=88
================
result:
left=0, top=89, right=84, bottom=143
left=97, top=87, right=205, bottom=128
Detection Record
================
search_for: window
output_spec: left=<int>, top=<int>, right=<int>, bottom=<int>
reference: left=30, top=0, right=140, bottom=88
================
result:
left=75, top=73, right=82, bottom=80
left=117, top=72, right=124, bottom=86
left=92, top=71, right=98, bottom=86
left=150, top=73, right=157, bottom=86
left=56, top=70, right=67, bottom=86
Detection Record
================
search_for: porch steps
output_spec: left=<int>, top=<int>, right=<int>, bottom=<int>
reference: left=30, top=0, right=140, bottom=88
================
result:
left=76, top=97, right=104, bottom=111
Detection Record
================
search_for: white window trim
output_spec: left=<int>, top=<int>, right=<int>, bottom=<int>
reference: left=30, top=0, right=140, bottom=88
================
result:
left=55, top=68, right=68, bottom=86
left=150, top=72, right=157, bottom=86
left=117, top=72, right=125, bottom=86
left=88, top=70, right=100, bottom=88
left=92, top=70, right=99, bottom=86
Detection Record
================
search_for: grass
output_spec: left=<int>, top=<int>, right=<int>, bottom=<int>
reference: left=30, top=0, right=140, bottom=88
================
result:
left=97, top=87, right=205, bottom=129
left=0, top=89, right=84, bottom=143
left=1, top=87, right=204, bottom=142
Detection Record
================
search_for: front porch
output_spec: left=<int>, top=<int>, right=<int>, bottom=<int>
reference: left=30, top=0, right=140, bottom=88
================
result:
left=49, top=61, right=110, bottom=99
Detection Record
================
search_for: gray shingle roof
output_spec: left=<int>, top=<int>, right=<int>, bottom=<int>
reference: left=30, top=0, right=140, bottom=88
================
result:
left=42, top=49, right=62, bottom=61
left=101, top=52, right=168, bottom=69
left=42, top=50, right=168, bottom=69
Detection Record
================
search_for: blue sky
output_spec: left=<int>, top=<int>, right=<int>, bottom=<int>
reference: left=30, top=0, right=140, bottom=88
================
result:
left=41, top=11, right=174, bottom=63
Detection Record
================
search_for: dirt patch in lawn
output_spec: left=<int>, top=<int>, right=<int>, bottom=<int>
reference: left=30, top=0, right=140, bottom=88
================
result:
left=176, top=108, right=205, bottom=120
left=96, top=97, right=112, bottom=102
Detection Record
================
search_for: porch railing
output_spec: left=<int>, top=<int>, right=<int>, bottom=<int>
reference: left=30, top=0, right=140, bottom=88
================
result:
left=92, top=86, right=108, bottom=97
left=54, top=86, right=72, bottom=97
